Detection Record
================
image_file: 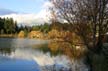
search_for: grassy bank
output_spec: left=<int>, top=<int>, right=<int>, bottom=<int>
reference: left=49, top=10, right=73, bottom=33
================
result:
left=0, top=34, right=17, bottom=38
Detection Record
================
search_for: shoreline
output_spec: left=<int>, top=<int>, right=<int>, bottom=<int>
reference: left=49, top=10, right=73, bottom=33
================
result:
left=0, top=34, right=51, bottom=41
left=0, top=34, right=17, bottom=38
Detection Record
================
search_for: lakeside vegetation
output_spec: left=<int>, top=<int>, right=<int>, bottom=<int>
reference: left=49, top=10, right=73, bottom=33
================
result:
left=0, top=17, right=75, bottom=40
left=0, top=0, right=108, bottom=71
left=0, top=17, right=50, bottom=38
left=49, top=0, right=108, bottom=71
left=0, top=16, right=108, bottom=71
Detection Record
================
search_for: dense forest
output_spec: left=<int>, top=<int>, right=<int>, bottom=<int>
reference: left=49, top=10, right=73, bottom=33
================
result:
left=0, top=17, right=18, bottom=34
left=0, top=17, right=53, bottom=35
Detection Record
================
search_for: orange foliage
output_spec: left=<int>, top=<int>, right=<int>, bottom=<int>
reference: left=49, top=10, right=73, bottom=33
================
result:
left=18, top=31, right=25, bottom=38
left=28, top=31, right=44, bottom=39
left=48, top=41, right=87, bottom=59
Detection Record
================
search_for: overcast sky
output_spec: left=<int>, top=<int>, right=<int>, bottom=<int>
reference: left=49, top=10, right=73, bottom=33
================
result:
left=0, top=0, right=52, bottom=26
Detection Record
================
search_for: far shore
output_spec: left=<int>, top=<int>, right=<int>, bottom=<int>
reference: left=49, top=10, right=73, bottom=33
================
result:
left=0, top=34, right=17, bottom=38
left=0, top=34, right=49, bottom=40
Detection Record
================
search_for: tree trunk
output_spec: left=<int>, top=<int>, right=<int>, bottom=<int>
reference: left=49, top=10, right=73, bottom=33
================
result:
left=85, top=51, right=94, bottom=71
left=96, top=34, right=103, bottom=54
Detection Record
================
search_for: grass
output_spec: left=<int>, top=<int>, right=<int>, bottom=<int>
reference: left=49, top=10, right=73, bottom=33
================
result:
left=0, top=34, right=17, bottom=38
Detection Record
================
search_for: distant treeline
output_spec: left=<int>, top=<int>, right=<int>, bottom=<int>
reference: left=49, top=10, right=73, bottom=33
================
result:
left=0, top=17, right=52, bottom=34
left=0, top=17, right=69, bottom=35
left=23, top=22, right=70, bottom=34
left=0, top=17, right=19, bottom=34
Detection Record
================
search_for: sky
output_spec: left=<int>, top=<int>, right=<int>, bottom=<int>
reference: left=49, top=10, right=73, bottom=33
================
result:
left=0, top=0, right=45, bottom=13
left=0, top=0, right=52, bottom=26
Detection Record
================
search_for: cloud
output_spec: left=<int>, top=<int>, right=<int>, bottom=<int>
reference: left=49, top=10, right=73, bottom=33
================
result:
left=0, top=13, right=50, bottom=26
left=0, top=1, right=52, bottom=26
left=42, top=1, right=53, bottom=8
left=36, top=1, right=53, bottom=23
left=0, top=8, right=17, bottom=15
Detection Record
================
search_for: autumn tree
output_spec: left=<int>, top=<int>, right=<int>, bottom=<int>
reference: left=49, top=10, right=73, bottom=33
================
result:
left=49, top=0, right=108, bottom=71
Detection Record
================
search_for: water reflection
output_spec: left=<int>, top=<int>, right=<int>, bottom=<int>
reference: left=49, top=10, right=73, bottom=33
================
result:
left=0, top=38, right=88, bottom=71
left=47, top=41, right=88, bottom=71
left=0, top=38, right=73, bottom=71
left=48, top=41, right=87, bottom=59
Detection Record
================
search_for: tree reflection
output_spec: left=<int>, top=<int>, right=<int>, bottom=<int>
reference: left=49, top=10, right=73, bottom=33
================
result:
left=47, top=41, right=88, bottom=71
left=0, top=47, right=13, bottom=56
left=0, top=38, right=15, bottom=56
left=48, top=41, right=87, bottom=59
left=34, top=40, right=87, bottom=59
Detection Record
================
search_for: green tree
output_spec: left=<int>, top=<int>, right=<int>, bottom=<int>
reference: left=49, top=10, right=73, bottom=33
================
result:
left=0, top=17, right=18, bottom=34
left=40, top=23, right=50, bottom=33
left=0, top=18, right=4, bottom=34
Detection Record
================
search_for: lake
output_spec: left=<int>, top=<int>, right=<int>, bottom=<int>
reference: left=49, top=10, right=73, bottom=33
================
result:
left=0, top=38, right=88, bottom=71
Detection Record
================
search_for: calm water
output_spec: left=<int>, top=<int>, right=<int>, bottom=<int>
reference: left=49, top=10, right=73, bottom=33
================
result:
left=0, top=38, right=72, bottom=71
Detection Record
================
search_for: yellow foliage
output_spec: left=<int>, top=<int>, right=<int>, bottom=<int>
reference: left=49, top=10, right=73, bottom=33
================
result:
left=48, top=41, right=59, bottom=52
left=48, top=41, right=87, bottom=59
left=28, top=31, right=44, bottom=39
left=48, top=29, right=59, bottom=38
left=48, top=29, right=69, bottom=39
left=18, top=31, right=25, bottom=38
left=48, top=29, right=83, bottom=44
